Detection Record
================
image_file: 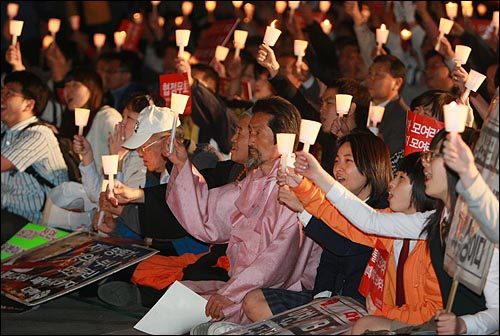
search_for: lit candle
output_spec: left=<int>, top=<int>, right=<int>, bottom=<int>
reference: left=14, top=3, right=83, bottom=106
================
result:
left=158, top=16, right=165, bottom=27
left=276, top=133, right=296, bottom=172
left=400, top=28, right=412, bottom=41
left=336, top=94, right=353, bottom=118
left=233, top=29, right=248, bottom=59
left=175, top=29, right=191, bottom=57
left=133, top=12, right=143, bottom=24
left=319, top=1, right=331, bottom=14
left=75, top=108, right=91, bottom=136
left=275, top=1, right=287, bottom=14
left=7, top=3, right=19, bottom=19
left=461, top=69, right=487, bottom=102
left=376, top=24, right=389, bottom=55
left=446, top=2, right=458, bottom=20
left=151, top=1, right=160, bottom=18
left=443, top=101, right=468, bottom=140
left=114, top=31, right=127, bottom=51
left=175, top=16, right=184, bottom=27
left=461, top=1, right=473, bottom=18
left=435, top=18, right=454, bottom=51
left=367, top=104, right=385, bottom=135
left=263, top=20, right=282, bottom=47
left=299, top=120, right=321, bottom=153
left=244, top=3, right=255, bottom=22
left=477, top=3, right=487, bottom=16
left=294, top=39, right=308, bottom=68
left=48, top=18, right=61, bottom=40
left=94, top=33, right=106, bottom=52
left=205, top=1, right=216, bottom=13
left=493, top=11, right=499, bottom=36
left=232, top=1, right=243, bottom=9
left=214, top=45, right=229, bottom=62
left=182, top=1, right=193, bottom=16
left=453, top=45, right=471, bottom=67
left=69, top=15, right=80, bottom=31
left=9, top=20, right=23, bottom=45
left=320, top=19, right=332, bottom=35
left=169, top=93, right=190, bottom=154
left=42, top=34, right=53, bottom=49
left=288, top=1, right=300, bottom=23
left=101, top=155, right=119, bottom=199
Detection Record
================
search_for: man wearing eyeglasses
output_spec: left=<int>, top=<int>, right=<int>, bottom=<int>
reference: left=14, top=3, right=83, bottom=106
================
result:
left=1, top=71, right=68, bottom=244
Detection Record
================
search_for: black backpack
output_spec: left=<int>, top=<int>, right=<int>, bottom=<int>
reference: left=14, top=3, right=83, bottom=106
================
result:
left=4, top=122, right=82, bottom=188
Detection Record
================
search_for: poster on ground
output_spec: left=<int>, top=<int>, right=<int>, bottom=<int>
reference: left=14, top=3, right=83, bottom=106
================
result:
left=1, top=232, right=157, bottom=306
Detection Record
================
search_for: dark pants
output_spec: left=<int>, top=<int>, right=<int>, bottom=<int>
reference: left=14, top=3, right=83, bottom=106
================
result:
left=1, top=209, right=29, bottom=244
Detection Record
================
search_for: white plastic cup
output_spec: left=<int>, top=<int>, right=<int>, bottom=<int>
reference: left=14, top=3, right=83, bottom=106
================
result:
left=176, top=29, right=191, bottom=57
left=445, top=2, right=458, bottom=20
left=453, top=45, right=471, bottom=66
left=275, top=1, right=287, bottom=14
left=319, top=1, right=331, bottom=14
left=367, top=105, right=385, bottom=128
left=9, top=20, right=23, bottom=45
left=48, top=18, right=61, bottom=34
left=299, top=120, right=322, bottom=152
left=75, top=108, right=90, bottom=135
left=439, top=17, right=454, bottom=34
left=94, top=33, right=106, bottom=50
left=277, top=133, right=296, bottom=172
left=443, top=102, right=468, bottom=138
left=263, top=25, right=282, bottom=47
left=465, top=69, right=487, bottom=92
left=170, top=93, right=190, bottom=114
left=102, top=155, right=119, bottom=175
left=114, top=31, right=127, bottom=50
left=214, top=45, right=229, bottom=62
left=336, top=94, right=353, bottom=117
left=376, top=24, right=389, bottom=44
left=7, top=3, right=19, bottom=19
left=182, top=1, right=193, bottom=16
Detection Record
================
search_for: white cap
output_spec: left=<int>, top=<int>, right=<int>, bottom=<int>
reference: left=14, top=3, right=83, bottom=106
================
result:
left=123, top=104, right=181, bottom=149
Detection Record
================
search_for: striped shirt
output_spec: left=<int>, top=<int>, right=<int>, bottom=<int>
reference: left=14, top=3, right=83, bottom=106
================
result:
left=1, top=117, right=68, bottom=224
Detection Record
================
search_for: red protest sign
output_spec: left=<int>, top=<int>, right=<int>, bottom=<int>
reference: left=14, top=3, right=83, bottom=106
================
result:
left=358, top=239, right=389, bottom=310
left=159, top=73, right=192, bottom=115
left=404, top=110, right=444, bottom=155
left=118, top=19, right=144, bottom=52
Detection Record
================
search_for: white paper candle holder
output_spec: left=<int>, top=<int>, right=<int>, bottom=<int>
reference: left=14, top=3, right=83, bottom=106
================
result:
left=233, top=29, right=248, bottom=59
left=94, top=33, right=106, bottom=52
left=288, top=1, right=300, bottom=23
left=263, top=23, right=282, bottom=47
left=277, top=133, right=296, bottom=172
left=299, top=120, right=321, bottom=153
left=176, top=29, right=191, bottom=57
left=102, top=155, right=119, bottom=175
left=232, top=1, right=243, bottom=9
left=114, top=31, right=127, bottom=51
left=215, top=45, right=229, bottom=62
left=320, top=19, right=332, bottom=35
left=376, top=24, right=389, bottom=55
left=69, top=15, right=80, bottom=31
left=319, top=1, right=331, bottom=14
left=75, top=108, right=91, bottom=135
left=336, top=94, right=353, bottom=117
left=453, top=45, right=471, bottom=66
left=367, top=105, right=385, bottom=131
left=461, top=69, right=487, bottom=102
left=435, top=18, right=454, bottom=51
left=42, top=35, right=53, bottom=49
left=7, top=3, right=19, bottom=19
left=461, top=1, right=473, bottom=17
left=169, top=93, right=190, bottom=154
left=48, top=18, right=61, bottom=35
left=9, top=20, right=23, bottom=45
left=294, top=39, right=308, bottom=67
left=182, top=1, right=193, bottom=16
left=205, top=1, right=216, bottom=13
left=446, top=2, right=458, bottom=20
left=443, top=101, right=468, bottom=136
left=275, top=1, right=287, bottom=14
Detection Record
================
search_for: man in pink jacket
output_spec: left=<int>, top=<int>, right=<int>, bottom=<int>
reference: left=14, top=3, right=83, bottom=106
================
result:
left=165, top=96, right=321, bottom=324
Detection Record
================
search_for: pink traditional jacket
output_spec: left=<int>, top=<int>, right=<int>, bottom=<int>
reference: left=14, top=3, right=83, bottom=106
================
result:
left=166, top=158, right=322, bottom=324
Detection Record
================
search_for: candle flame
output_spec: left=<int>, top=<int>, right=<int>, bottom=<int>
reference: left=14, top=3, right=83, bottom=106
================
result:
left=380, top=24, right=386, bottom=30
left=271, top=19, right=278, bottom=28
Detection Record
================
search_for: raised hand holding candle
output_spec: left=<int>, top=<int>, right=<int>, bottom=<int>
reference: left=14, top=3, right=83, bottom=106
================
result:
left=443, top=101, right=468, bottom=141
left=435, top=18, right=454, bottom=51
left=169, top=93, right=190, bottom=154
left=376, top=24, right=389, bottom=55
left=446, top=2, right=458, bottom=20
left=461, top=69, right=487, bottom=102
left=69, top=15, right=80, bottom=31
left=176, top=29, right=191, bottom=57
left=453, top=45, right=471, bottom=67
left=263, top=20, right=282, bottom=47
left=320, top=19, right=332, bottom=35
left=94, top=33, right=106, bottom=53
left=294, top=39, right=308, bottom=69
left=75, top=108, right=90, bottom=135
left=9, top=20, right=23, bottom=45
left=299, top=120, right=321, bottom=153
left=114, top=31, right=127, bottom=51
left=288, top=1, right=301, bottom=23
left=277, top=133, right=296, bottom=172
left=336, top=94, right=353, bottom=118
left=102, top=155, right=119, bottom=199
left=233, top=29, right=248, bottom=59
left=7, top=3, right=19, bottom=19
left=367, top=104, right=385, bottom=135
left=215, top=45, right=229, bottom=62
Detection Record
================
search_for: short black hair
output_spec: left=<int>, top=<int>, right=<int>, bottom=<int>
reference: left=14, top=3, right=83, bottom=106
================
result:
left=4, top=71, right=50, bottom=116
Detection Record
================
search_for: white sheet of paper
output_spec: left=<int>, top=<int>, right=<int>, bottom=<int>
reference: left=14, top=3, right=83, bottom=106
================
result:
left=134, top=281, right=210, bottom=335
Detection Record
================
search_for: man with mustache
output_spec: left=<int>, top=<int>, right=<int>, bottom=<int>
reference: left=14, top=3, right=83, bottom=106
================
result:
left=166, top=96, right=321, bottom=325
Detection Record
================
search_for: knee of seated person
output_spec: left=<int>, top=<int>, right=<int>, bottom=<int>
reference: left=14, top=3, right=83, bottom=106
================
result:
left=242, top=289, right=264, bottom=321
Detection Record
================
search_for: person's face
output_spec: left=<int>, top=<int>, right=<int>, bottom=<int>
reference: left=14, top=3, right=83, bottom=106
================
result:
left=137, top=133, right=168, bottom=172
left=365, top=62, right=400, bottom=103
left=424, top=55, right=451, bottom=90
left=413, top=103, right=434, bottom=119
left=230, top=114, right=251, bottom=164
left=388, top=171, right=416, bottom=214
left=319, top=88, right=337, bottom=132
left=63, top=80, right=91, bottom=110
left=338, top=45, right=367, bottom=81
left=333, top=142, right=371, bottom=200
left=254, top=71, right=274, bottom=100
left=277, top=55, right=301, bottom=88
left=121, top=107, right=139, bottom=140
left=96, top=59, right=110, bottom=92
left=247, top=112, right=278, bottom=169
left=106, top=60, right=129, bottom=90
left=1, top=83, right=33, bottom=127
left=421, top=140, right=448, bottom=202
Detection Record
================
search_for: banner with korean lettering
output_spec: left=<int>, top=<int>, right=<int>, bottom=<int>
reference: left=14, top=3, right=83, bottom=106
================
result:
left=443, top=100, right=498, bottom=295
left=118, top=19, right=144, bottom=52
left=159, top=73, right=191, bottom=115
left=1, top=232, right=157, bottom=306
left=358, top=239, right=388, bottom=310
left=404, top=110, right=444, bottom=155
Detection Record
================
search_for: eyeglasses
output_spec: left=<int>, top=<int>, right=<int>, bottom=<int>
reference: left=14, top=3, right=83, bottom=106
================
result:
left=1, top=87, right=25, bottom=100
left=139, top=136, right=166, bottom=153
left=420, top=150, right=443, bottom=163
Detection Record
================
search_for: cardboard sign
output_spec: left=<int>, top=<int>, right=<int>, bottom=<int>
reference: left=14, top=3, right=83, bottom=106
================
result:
left=159, top=73, right=192, bottom=115
left=405, top=110, right=444, bottom=155
left=358, top=239, right=389, bottom=310
left=118, top=19, right=144, bottom=52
